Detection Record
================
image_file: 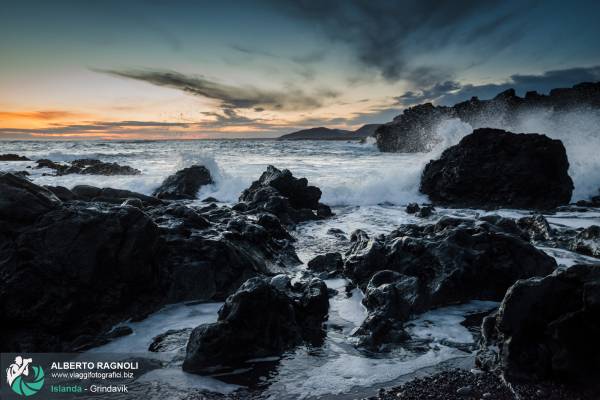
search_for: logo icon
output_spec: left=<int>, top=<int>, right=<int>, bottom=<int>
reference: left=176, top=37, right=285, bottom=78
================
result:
left=6, top=356, right=45, bottom=396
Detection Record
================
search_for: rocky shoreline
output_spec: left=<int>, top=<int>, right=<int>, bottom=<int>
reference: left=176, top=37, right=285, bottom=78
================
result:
left=1, top=121, right=600, bottom=398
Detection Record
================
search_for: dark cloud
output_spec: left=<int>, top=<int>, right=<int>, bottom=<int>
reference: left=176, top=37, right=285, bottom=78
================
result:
left=267, top=0, right=535, bottom=84
left=97, top=69, right=332, bottom=112
left=395, top=81, right=462, bottom=106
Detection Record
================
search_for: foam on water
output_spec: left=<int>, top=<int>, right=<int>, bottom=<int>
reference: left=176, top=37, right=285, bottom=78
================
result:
left=3, top=109, right=599, bottom=205
left=88, top=302, right=222, bottom=354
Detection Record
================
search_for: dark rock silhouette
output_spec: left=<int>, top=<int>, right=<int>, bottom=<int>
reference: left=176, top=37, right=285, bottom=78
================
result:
left=569, top=226, right=600, bottom=258
left=376, top=82, right=600, bottom=152
left=35, top=158, right=140, bottom=175
left=153, top=165, right=213, bottom=200
left=477, top=264, right=600, bottom=384
left=0, top=154, right=30, bottom=161
left=237, top=165, right=331, bottom=225
left=183, top=276, right=328, bottom=374
left=344, top=216, right=557, bottom=347
left=279, top=124, right=381, bottom=140
left=420, top=128, right=573, bottom=209
left=307, top=252, right=343, bottom=274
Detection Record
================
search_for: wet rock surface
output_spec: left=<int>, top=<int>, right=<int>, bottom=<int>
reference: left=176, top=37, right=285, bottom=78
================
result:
left=35, top=158, right=140, bottom=175
left=182, top=276, right=328, bottom=374
left=153, top=165, right=213, bottom=199
left=0, top=178, right=166, bottom=351
left=307, top=252, right=343, bottom=275
left=148, top=328, right=192, bottom=352
left=569, top=225, right=600, bottom=258
left=420, top=128, right=574, bottom=209
left=0, top=153, right=30, bottom=161
left=237, top=165, right=332, bottom=225
left=376, top=81, right=600, bottom=153
left=477, top=263, right=600, bottom=384
left=0, top=172, right=302, bottom=352
left=344, top=216, right=556, bottom=348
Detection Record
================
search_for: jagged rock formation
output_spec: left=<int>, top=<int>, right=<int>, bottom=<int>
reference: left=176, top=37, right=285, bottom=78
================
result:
left=376, top=82, right=600, bottom=152
left=35, top=158, right=140, bottom=175
left=236, top=165, right=332, bottom=225
left=153, top=165, right=213, bottom=200
left=0, top=171, right=301, bottom=352
left=344, top=216, right=557, bottom=349
left=183, top=276, right=329, bottom=374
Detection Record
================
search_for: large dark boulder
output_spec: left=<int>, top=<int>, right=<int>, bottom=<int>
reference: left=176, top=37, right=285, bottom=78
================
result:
left=153, top=165, right=213, bottom=200
left=420, top=128, right=574, bottom=209
left=0, top=192, right=164, bottom=351
left=344, top=216, right=557, bottom=347
left=147, top=202, right=300, bottom=302
left=376, top=82, right=600, bottom=152
left=182, top=276, right=328, bottom=374
left=477, top=264, right=600, bottom=384
left=237, top=165, right=331, bottom=225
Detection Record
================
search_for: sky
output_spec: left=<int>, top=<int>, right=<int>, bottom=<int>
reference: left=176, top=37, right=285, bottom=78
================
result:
left=1, top=0, right=600, bottom=140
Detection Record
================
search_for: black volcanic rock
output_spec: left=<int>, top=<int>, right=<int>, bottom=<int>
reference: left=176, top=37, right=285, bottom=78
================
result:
left=0, top=183, right=165, bottom=351
left=0, top=173, right=301, bottom=352
left=71, top=185, right=162, bottom=206
left=35, top=158, right=140, bottom=175
left=68, top=159, right=140, bottom=175
left=0, top=154, right=30, bottom=161
left=238, top=165, right=331, bottom=224
left=182, top=276, right=328, bottom=374
left=420, top=128, right=573, bottom=209
left=35, top=158, right=68, bottom=173
left=307, top=252, right=343, bottom=274
left=0, top=172, right=61, bottom=222
left=376, top=103, right=452, bottom=152
left=477, top=264, right=600, bottom=384
left=569, top=225, right=600, bottom=258
left=153, top=165, right=213, bottom=200
left=344, top=216, right=557, bottom=347
left=376, top=82, right=600, bottom=152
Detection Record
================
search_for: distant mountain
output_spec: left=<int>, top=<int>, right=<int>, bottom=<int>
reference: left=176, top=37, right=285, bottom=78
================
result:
left=278, top=124, right=382, bottom=140
left=353, top=124, right=381, bottom=138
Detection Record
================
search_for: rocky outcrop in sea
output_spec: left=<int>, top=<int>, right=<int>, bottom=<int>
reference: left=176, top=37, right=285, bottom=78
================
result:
left=376, top=82, right=600, bottom=152
left=420, top=128, right=574, bottom=209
